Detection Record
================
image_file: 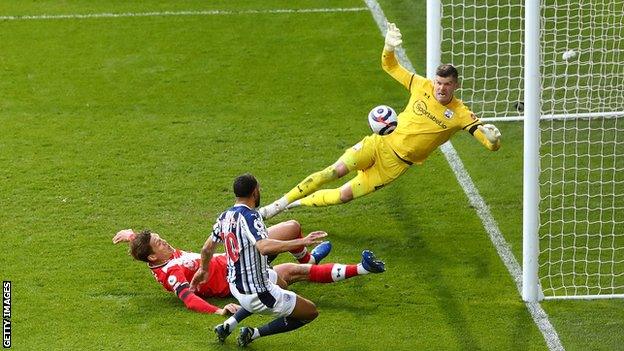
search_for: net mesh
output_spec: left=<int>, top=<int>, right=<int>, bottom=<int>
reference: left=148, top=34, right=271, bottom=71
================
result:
left=440, top=0, right=624, bottom=298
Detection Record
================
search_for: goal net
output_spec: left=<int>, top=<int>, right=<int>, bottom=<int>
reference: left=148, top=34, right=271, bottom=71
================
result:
left=439, top=0, right=624, bottom=299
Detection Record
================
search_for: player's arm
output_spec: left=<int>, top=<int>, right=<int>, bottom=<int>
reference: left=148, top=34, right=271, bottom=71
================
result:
left=180, top=289, right=240, bottom=315
left=190, top=237, right=217, bottom=291
left=255, top=231, right=327, bottom=256
left=112, top=229, right=136, bottom=244
left=381, top=22, right=418, bottom=90
left=464, top=119, right=501, bottom=151
left=174, top=280, right=219, bottom=313
left=171, top=270, right=240, bottom=315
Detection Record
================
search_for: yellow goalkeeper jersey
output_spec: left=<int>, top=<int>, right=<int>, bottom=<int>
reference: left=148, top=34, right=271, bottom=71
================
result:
left=382, top=50, right=481, bottom=165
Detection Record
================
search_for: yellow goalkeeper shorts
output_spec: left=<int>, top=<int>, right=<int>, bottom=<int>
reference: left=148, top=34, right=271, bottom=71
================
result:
left=338, top=134, right=410, bottom=198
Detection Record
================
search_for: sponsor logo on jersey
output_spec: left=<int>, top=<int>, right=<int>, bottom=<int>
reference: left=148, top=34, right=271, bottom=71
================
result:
left=444, top=109, right=454, bottom=119
left=413, top=100, right=448, bottom=129
left=253, top=217, right=265, bottom=235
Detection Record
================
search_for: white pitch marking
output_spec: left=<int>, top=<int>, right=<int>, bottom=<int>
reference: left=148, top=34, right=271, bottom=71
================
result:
left=0, top=7, right=368, bottom=21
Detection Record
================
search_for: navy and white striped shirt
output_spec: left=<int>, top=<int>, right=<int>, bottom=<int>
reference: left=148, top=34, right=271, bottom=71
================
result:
left=211, top=204, right=270, bottom=294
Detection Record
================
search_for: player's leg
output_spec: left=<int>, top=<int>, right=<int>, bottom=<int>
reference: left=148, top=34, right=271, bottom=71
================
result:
left=266, top=220, right=308, bottom=263
left=214, top=307, right=253, bottom=342
left=295, top=140, right=411, bottom=207
left=283, top=160, right=351, bottom=202
left=273, top=251, right=386, bottom=285
left=292, top=178, right=359, bottom=207
left=259, top=136, right=377, bottom=219
left=286, top=136, right=380, bottom=208
left=293, top=168, right=374, bottom=207
left=266, top=220, right=332, bottom=264
left=238, top=294, right=318, bottom=347
left=272, top=263, right=307, bottom=285
left=258, top=161, right=349, bottom=219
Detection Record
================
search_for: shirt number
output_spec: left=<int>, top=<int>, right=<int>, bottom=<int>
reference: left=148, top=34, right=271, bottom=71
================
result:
left=224, top=232, right=240, bottom=263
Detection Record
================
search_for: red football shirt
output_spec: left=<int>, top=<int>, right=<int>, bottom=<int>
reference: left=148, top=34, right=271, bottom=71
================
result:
left=150, top=249, right=230, bottom=298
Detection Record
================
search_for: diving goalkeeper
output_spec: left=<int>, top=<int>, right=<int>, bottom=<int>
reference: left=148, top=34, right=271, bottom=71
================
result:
left=260, top=22, right=502, bottom=219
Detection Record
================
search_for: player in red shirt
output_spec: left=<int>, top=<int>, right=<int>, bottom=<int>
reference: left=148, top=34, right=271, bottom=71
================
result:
left=113, top=220, right=384, bottom=316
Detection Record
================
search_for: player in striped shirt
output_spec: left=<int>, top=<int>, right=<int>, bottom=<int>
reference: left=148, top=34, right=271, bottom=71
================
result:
left=259, top=22, right=502, bottom=219
left=191, top=174, right=385, bottom=346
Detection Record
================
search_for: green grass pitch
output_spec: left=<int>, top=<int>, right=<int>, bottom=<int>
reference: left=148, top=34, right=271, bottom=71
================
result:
left=1, top=1, right=622, bottom=350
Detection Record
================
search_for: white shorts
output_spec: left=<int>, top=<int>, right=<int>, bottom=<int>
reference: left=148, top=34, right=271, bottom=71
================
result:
left=229, top=269, right=297, bottom=318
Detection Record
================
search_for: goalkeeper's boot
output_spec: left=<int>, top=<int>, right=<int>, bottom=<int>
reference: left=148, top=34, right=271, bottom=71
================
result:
left=310, top=241, right=332, bottom=264
left=214, top=323, right=231, bottom=343
left=237, top=327, right=255, bottom=347
left=361, top=250, right=386, bottom=273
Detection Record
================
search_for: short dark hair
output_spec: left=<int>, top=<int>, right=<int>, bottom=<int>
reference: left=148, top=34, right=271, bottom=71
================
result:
left=436, top=64, right=459, bottom=82
left=130, top=230, right=153, bottom=262
left=233, top=173, right=258, bottom=198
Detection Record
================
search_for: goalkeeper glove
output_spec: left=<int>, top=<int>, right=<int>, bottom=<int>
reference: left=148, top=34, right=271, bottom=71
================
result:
left=384, top=22, right=402, bottom=52
left=478, top=124, right=501, bottom=144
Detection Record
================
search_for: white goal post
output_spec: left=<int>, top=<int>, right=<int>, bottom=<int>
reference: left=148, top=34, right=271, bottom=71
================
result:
left=428, top=0, right=624, bottom=301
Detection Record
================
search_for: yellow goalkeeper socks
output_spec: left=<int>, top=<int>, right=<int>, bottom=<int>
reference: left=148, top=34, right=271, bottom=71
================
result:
left=299, top=189, right=343, bottom=207
left=284, top=165, right=340, bottom=203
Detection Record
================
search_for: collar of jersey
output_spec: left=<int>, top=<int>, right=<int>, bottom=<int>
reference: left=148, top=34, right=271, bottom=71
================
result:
left=148, top=252, right=176, bottom=270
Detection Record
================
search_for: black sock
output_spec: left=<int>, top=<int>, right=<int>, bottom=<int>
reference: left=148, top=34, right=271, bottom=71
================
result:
left=233, top=308, right=252, bottom=323
left=257, top=317, right=309, bottom=337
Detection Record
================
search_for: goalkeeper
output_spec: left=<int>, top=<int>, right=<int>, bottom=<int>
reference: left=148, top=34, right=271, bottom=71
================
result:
left=260, top=22, right=502, bottom=219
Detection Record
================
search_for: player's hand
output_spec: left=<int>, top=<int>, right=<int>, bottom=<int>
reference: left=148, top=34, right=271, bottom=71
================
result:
left=112, top=229, right=136, bottom=244
left=384, top=22, right=402, bottom=51
left=478, top=124, right=501, bottom=144
left=302, top=231, right=328, bottom=246
left=216, top=303, right=241, bottom=316
left=190, top=269, right=207, bottom=292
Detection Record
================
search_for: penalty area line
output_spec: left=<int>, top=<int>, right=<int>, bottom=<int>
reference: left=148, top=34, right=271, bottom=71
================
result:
left=364, top=1, right=565, bottom=350
left=0, top=7, right=368, bottom=21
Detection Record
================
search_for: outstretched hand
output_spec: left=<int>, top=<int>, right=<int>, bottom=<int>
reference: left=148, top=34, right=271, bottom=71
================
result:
left=303, top=231, right=328, bottom=246
left=112, top=229, right=136, bottom=244
left=384, top=22, right=403, bottom=51
left=216, top=303, right=241, bottom=316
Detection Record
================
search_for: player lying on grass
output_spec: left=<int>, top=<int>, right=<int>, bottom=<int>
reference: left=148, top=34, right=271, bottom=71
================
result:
left=112, top=220, right=385, bottom=316
left=259, top=22, right=502, bottom=219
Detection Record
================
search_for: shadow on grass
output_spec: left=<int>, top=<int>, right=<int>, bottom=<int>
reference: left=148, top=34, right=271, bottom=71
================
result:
left=383, top=178, right=482, bottom=350
left=511, top=303, right=532, bottom=351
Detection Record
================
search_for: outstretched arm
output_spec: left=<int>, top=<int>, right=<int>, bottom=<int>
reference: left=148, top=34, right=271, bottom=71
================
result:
left=175, top=281, right=239, bottom=315
left=112, top=229, right=136, bottom=244
left=255, top=231, right=327, bottom=256
left=170, top=270, right=240, bottom=315
left=174, top=281, right=219, bottom=313
left=381, top=22, right=417, bottom=90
